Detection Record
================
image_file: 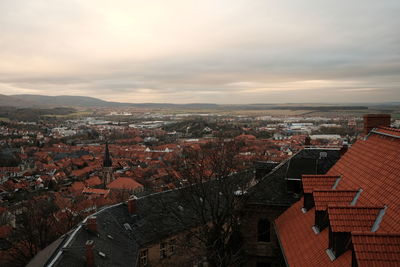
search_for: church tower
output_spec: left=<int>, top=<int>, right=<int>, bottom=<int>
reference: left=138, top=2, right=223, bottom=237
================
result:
left=102, top=142, right=114, bottom=187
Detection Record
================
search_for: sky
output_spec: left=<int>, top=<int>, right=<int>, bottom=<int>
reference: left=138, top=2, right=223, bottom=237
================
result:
left=0, top=0, right=399, bottom=104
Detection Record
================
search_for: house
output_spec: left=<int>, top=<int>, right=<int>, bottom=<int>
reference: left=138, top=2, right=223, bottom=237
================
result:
left=275, top=114, right=400, bottom=266
left=240, top=147, right=341, bottom=266
left=107, top=177, right=144, bottom=194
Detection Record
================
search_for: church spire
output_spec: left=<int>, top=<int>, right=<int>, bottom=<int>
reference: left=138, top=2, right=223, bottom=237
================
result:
left=103, top=141, right=112, bottom=167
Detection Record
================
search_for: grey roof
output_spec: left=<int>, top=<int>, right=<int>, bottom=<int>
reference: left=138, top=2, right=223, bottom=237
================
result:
left=45, top=203, right=139, bottom=267
left=247, top=148, right=341, bottom=205
left=42, top=171, right=254, bottom=267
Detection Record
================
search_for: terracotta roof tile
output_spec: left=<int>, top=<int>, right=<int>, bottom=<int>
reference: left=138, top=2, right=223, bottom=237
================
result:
left=276, top=127, right=400, bottom=266
left=328, top=205, right=383, bottom=232
left=313, top=190, right=358, bottom=211
left=85, top=176, right=102, bottom=187
left=352, top=232, right=400, bottom=267
left=82, top=187, right=110, bottom=197
left=106, top=177, right=143, bottom=191
left=302, top=175, right=340, bottom=193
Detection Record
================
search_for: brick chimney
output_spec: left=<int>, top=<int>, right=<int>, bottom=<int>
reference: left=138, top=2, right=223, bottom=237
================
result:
left=340, top=142, right=348, bottom=156
left=127, top=196, right=138, bottom=214
left=363, top=114, right=391, bottom=135
left=87, top=216, right=97, bottom=233
left=86, top=240, right=95, bottom=267
left=304, top=136, right=311, bottom=146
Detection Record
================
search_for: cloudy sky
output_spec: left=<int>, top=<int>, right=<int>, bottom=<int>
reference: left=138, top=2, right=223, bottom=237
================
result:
left=0, top=0, right=399, bottom=104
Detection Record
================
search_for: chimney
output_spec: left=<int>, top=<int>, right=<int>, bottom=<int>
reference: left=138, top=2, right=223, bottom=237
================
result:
left=87, top=216, right=97, bottom=233
left=86, top=240, right=95, bottom=267
left=127, top=196, right=138, bottom=214
left=363, top=114, right=391, bottom=135
left=340, top=142, right=348, bottom=156
left=304, top=136, right=311, bottom=146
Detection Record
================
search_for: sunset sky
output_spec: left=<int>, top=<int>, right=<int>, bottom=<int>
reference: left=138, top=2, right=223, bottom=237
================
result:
left=0, top=0, right=399, bottom=103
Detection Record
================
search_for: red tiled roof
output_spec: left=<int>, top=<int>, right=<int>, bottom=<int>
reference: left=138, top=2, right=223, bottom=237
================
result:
left=302, top=175, right=340, bottom=193
left=85, top=176, right=102, bottom=187
left=82, top=187, right=110, bottom=196
left=276, top=127, right=400, bottom=266
left=313, top=190, right=358, bottom=211
left=70, top=181, right=84, bottom=192
left=375, top=126, right=400, bottom=137
left=328, top=205, right=382, bottom=232
left=352, top=232, right=400, bottom=267
left=107, top=177, right=143, bottom=190
left=275, top=200, right=352, bottom=266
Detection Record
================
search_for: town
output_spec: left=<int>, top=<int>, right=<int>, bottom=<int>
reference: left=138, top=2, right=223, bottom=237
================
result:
left=1, top=103, right=395, bottom=266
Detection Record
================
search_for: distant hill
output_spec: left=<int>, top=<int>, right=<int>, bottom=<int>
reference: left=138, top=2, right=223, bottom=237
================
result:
left=1, top=94, right=395, bottom=110
left=6, top=94, right=220, bottom=109
left=0, top=94, right=36, bottom=107
left=10, top=94, right=124, bottom=107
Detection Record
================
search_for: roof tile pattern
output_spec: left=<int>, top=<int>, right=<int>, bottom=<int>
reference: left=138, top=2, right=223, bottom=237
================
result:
left=302, top=175, right=339, bottom=193
left=313, top=190, right=358, bottom=211
left=352, top=232, right=400, bottom=267
left=276, top=127, right=400, bottom=266
left=328, top=206, right=382, bottom=232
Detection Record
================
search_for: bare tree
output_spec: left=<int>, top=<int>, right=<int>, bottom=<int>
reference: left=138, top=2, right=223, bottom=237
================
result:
left=4, top=197, right=60, bottom=267
left=146, top=140, right=254, bottom=267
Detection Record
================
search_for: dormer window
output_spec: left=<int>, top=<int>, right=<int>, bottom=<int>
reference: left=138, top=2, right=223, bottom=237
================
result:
left=326, top=206, right=383, bottom=260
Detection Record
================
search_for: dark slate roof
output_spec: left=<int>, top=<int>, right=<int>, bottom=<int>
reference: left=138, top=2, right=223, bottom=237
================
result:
left=247, top=148, right=341, bottom=205
left=46, top=203, right=139, bottom=267
left=133, top=170, right=255, bottom=246
left=42, top=170, right=255, bottom=267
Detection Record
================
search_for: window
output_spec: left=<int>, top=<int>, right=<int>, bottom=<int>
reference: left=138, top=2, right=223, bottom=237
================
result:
left=160, top=242, right=167, bottom=259
left=257, top=219, right=271, bottom=242
left=286, top=178, right=302, bottom=194
left=169, top=238, right=176, bottom=254
left=139, top=249, right=148, bottom=266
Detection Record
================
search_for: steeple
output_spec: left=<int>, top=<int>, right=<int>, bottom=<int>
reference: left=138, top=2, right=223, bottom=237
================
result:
left=102, top=141, right=114, bottom=187
left=103, top=142, right=112, bottom=167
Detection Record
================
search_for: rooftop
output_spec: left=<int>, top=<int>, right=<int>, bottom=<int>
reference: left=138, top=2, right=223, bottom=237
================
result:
left=275, top=126, right=400, bottom=266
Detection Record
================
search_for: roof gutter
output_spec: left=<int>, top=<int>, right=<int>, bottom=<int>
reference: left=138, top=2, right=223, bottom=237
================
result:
left=273, top=221, right=290, bottom=267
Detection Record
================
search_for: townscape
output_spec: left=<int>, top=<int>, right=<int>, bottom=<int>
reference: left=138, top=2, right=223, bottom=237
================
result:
left=0, top=100, right=399, bottom=266
left=1, top=1, right=400, bottom=266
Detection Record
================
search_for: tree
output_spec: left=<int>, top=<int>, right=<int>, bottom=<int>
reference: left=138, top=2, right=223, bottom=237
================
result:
left=4, top=197, right=60, bottom=267
left=146, top=140, right=254, bottom=266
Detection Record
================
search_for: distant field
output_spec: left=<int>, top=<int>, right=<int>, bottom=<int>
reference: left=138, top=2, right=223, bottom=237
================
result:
left=42, top=111, right=92, bottom=118
left=0, top=117, right=10, bottom=122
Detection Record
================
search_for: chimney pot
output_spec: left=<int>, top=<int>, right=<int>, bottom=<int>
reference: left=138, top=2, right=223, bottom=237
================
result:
left=86, top=240, right=95, bottom=267
left=363, top=114, right=391, bottom=135
left=127, top=196, right=138, bottom=214
left=87, top=216, right=97, bottom=233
